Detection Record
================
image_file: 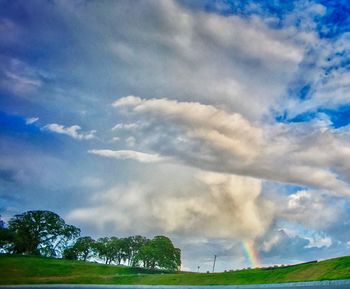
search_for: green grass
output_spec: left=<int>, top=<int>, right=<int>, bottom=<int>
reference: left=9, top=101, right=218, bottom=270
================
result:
left=1, top=254, right=350, bottom=285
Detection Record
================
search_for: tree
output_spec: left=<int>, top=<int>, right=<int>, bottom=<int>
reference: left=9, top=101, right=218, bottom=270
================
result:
left=8, top=210, right=80, bottom=256
left=126, top=235, right=148, bottom=266
left=174, top=247, right=181, bottom=270
left=135, top=239, right=155, bottom=268
left=110, top=237, right=128, bottom=264
left=94, top=237, right=131, bottom=265
left=151, top=236, right=181, bottom=271
left=74, top=236, right=95, bottom=261
left=68, top=236, right=95, bottom=261
left=109, top=237, right=125, bottom=264
left=136, top=236, right=181, bottom=271
left=0, top=215, right=14, bottom=252
left=94, top=237, right=113, bottom=264
left=62, top=246, right=78, bottom=260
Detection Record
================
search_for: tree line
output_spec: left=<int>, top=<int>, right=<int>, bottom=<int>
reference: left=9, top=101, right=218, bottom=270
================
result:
left=0, top=210, right=181, bottom=271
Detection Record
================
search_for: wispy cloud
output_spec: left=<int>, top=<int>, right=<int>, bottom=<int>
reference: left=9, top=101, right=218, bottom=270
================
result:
left=0, top=58, right=42, bottom=95
left=25, top=117, right=39, bottom=125
left=112, top=123, right=141, bottom=131
left=88, top=149, right=167, bottom=163
left=44, top=123, right=96, bottom=140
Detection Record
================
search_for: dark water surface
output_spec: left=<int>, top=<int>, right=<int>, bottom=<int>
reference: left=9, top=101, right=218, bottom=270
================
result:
left=1, top=280, right=350, bottom=289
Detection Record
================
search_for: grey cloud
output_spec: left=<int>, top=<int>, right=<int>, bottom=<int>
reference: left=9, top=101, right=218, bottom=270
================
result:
left=45, top=0, right=308, bottom=121
left=68, top=169, right=274, bottom=240
left=257, top=229, right=347, bottom=266
left=258, top=229, right=311, bottom=265
left=323, top=206, right=350, bottom=243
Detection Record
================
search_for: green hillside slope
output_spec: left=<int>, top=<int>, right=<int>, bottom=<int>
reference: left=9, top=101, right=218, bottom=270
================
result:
left=1, top=254, right=350, bottom=285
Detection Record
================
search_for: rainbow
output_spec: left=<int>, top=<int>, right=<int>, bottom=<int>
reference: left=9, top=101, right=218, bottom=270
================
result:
left=242, top=240, right=260, bottom=268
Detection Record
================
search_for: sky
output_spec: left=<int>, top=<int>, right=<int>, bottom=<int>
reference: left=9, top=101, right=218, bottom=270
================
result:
left=1, top=0, right=350, bottom=272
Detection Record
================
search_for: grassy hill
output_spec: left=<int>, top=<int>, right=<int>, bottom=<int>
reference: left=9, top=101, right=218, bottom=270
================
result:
left=1, top=254, right=350, bottom=285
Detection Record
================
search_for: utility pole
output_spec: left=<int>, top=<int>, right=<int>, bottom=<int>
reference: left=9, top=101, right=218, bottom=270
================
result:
left=212, top=254, right=217, bottom=273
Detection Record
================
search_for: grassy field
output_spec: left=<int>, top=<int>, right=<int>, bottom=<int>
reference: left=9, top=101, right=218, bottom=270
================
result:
left=1, top=254, right=350, bottom=285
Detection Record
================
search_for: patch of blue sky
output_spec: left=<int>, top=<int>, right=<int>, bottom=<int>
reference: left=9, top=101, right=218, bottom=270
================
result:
left=275, top=220, right=314, bottom=237
left=283, top=112, right=316, bottom=124
left=198, top=0, right=350, bottom=39
left=0, top=111, right=39, bottom=134
left=203, top=0, right=296, bottom=18
left=321, top=105, right=350, bottom=128
left=323, top=51, right=350, bottom=77
left=273, top=100, right=315, bottom=124
left=0, top=111, right=59, bottom=148
left=275, top=104, right=350, bottom=128
left=316, top=0, right=350, bottom=38
left=295, top=84, right=312, bottom=101
left=262, top=181, right=306, bottom=196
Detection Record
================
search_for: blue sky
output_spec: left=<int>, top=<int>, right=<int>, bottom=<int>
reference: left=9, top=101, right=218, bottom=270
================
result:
left=1, top=0, right=350, bottom=271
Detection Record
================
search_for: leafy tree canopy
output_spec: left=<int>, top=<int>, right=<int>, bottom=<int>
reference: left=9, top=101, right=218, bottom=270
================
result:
left=73, top=236, right=95, bottom=261
left=62, top=246, right=79, bottom=260
left=8, top=210, right=80, bottom=256
left=2, top=211, right=181, bottom=271
left=0, top=215, right=14, bottom=251
left=126, top=235, right=148, bottom=266
left=94, top=237, right=129, bottom=265
left=63, top=236, right=95, bottom=261
left=136, top=235, right=181, bottom=271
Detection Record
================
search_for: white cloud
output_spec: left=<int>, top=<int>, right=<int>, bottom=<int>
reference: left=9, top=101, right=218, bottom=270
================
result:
left=282, top=33, right=350, bottom=118
left=111, top=122, right=142, bottom=131
left=25, top=117, right=39, bottom=125
left=306, top=234, right=332, bottom=248
left=44, top=123, right=96, bottom=140
left=277, top=190, right=343, bottom=229
left=88, top=149, right=166, bottom=163
left=113, top=96, right=142, bottom=108
left=113, top=96, right=264, bottom=162
left=113, top=96, right=350, bottom=196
